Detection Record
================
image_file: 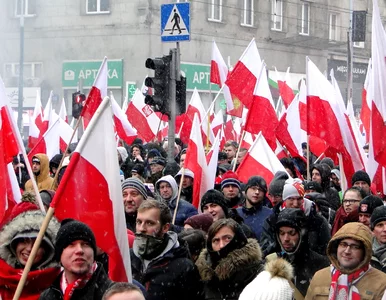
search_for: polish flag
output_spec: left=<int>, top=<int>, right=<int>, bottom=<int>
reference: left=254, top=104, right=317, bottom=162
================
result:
left=210, top=41, right=243, bottom=117
left=51, top=96, right=131, bottom=282
left=224, top=115, right=236, bottom=142
left=82, top=57, right=108, bottom=129
left=225, top=39, right=262, bottom=108
left=211, top=110, right=224, bottom=137
left=42, top=91, right=54, bottom=134
left=179, top=88, right=207, bottom=145
left=236, top=132, right=288, bottom=185
left=244, top=64, right=278, bottom=150
left=206, top=131, right=220, bottom=188
left=200, top=103, right=215, bottom=146
left=276, top=67, right=295, bottom=108
left=184, top=114, right=210, bottom=209
left=59, top=117, right=78, bottom=153
left=360, top=59, right=371, bottom=143
left=111, top=93, right=137, bottom=145
left=59, top=98, right=68, bottom=123
left=240, top=131, right=256, bottom=150
left=126, top=89, right=161, bottom=142
left=370, top=0, right=386, bottom=167
left=28, top=90, right=44, bottom=149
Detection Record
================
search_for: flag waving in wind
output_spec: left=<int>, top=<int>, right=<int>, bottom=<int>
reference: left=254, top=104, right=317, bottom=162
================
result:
left=51, top=96, right=131, bottom=282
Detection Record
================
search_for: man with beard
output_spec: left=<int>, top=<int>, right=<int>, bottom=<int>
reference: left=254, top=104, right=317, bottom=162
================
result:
left=266, top=209, right=329, bottom=297
left=25, top=154, right=54, bottom=192
left=236, top=176, right=273, bottom=240
left=122, top=178, right=148, bottom=231
left=131, top=200, right=202, bottom=300
left=175, top=169, right=194, bottom=204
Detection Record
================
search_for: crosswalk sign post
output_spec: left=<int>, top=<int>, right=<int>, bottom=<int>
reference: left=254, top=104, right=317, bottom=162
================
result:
left=161, top=3, right=190, bottom=42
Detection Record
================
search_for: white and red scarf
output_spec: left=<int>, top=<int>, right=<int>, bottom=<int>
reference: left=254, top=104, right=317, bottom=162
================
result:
left=60, top=261, right=98, bottom=300
left=328, top=264, right=370, bottom=300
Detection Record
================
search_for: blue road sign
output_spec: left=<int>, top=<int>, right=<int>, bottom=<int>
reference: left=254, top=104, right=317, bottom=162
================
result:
left=161, top=3, right=190, bottom=42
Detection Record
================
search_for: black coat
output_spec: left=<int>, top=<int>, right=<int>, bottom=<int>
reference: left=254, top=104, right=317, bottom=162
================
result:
left=260, top=201, right=331, bottom=257
left=195, top=239, right=264, bottom=300
left=39, top=262, right=113, bottom=300
left=131, top=239, right=203, bottom=300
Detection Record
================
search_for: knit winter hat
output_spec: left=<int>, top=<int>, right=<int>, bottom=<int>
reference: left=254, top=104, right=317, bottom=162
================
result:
left=358, top=195, right=384, bottom=215
left=276, top=208, right=306, bottom=232
left=331, top=169, right=341, bottom=180
left=268, top=171, right=289, bottom=196
left=245, top=176, right=267, bottom=194
left=39, top=190, right=56, bottom=207
left=304, top=181, right=323, bottom=193
left=221, top=171, right=241, bottom=190
left=351, top=170, right=371, bottom=186
left=200, top=189, right=229, bottom=217
left=282, top=178, right=305, bottom=201
left=320, top=157, right=335, bottom=170
left=121, top=177, right=148, bottom=199
left=149, top=156, right=166, bottom=166
left=131, top=163, right=145, bottom=178
left=371, top=206, right=386, bottom=230
left=239, top=258, right=294, bottom=300
left=55, top=219, right=97, bottom=261
left=184, top=213, right=214, bottom=233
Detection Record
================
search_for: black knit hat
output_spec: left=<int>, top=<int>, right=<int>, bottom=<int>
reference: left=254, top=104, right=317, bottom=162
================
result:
left=358, top=195, right=383, bottom=215
left=268, top=171, right=289, bottom=196
left=121, top=177, right=148, bottom=199
left=351, top=170, right=371, bottom=186
left=55, top=219, right=97, bottom=261
left=200, top=189, right=229, bottom=217
left=276, top=208, right=306, bottom=232
left=304, top=181, right=323, bottom=193
left=149, top=156, right=166, bottom=166
left=371, top=206, right=386, bottom=230
left=245, top=176, right=267, bottom=194
left=131, top=163, right=145, bottom=178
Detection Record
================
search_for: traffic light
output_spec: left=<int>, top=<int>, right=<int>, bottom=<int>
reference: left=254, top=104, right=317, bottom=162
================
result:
left=72, top=91, right=85, bottom=119
left=176, top=75, right=186, bottom=115
left=144, top=55, right=171, bottom=116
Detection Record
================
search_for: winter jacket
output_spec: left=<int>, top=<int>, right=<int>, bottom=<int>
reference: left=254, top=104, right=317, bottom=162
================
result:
left=260, top=199, right=331, bottom=257
left=305, top=222, right=386, bottom=300
left=372, top=237, right=386, bottom=273
left=25, top=154, right=54, bottom=192
left=331, top=205, right=359, bottom=235
left=312, top=164, right=340, bottom=210
left=236, top=201, right=272, bottom=241
left=156, top=175, right=198, bottom=226
left=196, top=238, right=264, bottom=300
left=131, top=231, right=202, bottom=300
left=0, top=208, right=60, bottom=300
left=39, top=262, right=113, bottom=300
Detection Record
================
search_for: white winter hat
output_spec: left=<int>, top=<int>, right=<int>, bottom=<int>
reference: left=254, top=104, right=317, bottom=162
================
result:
left=282, top=178, right=305, bottom=201
left=239, top=258, right=294, bottom=300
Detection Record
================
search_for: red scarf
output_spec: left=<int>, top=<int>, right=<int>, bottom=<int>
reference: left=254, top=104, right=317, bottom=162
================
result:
left=328, top=264, right=370, bottom=300
left=61, top=262, right=97, bottom=300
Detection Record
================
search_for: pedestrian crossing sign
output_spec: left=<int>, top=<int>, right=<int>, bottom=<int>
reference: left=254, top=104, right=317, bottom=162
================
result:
left=161, top=3, right=190, bottom=42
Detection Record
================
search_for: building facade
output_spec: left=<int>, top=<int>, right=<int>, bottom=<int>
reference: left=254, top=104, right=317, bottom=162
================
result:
left=0, top=0, right=382, bottom=119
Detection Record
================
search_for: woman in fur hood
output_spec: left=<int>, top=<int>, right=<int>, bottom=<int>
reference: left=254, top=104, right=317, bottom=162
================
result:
left=196, top=218, right=264, bottom=300
left=0, top=202, right=60, bottom=300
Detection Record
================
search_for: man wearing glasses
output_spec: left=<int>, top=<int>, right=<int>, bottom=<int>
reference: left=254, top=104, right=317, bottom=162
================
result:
left=331, top=187, right=367, bottom=235
left=306, top=222, right=386, bottom=299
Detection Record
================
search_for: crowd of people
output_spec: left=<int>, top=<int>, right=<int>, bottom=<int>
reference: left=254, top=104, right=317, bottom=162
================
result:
left=4, top=137, right=386, bottom=299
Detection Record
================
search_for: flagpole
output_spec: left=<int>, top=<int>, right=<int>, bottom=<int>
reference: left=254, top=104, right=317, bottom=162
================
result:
left=306, top=57, right=311, bottom=181
left=173, top=167, right=185, bottom=225
left=232, top=131, right=246, bottom=172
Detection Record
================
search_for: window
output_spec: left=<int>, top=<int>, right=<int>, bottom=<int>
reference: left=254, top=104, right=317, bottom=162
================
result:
left=208, top=0, right=222, bottom=22
left=300, top=2, right=310, bottom=35
left=271, top=0, right=283, bottom=31
left=353, top=41, right=365, bottom=48
left=242, top=0, right=254, bottom=26
left=15, top=0, right=36, bottom=17
left=329, top=13, right=339, bottom=41
left=86, top=0, right=109, bottom=14
left=3, top=62, right=43, bottom=79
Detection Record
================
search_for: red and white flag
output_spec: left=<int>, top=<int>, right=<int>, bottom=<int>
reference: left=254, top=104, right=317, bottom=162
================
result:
left=360, top=59, right=371, bottom=143
left=28, top=90, right=44, bottom=149
left=225, top=39, right=262, bottom=108
left=184, top=114, right=211, bottom=209
left=206, top=131, right=220, bottom=187
left=276, top=67, right=295, bottom=108
left=59, top=97, right=68, bottom=123
left=51, top=96, right=131, bottom=282
left=236, top=132, right=288, bottom=185
left=111, top=93, right=137, bottom=145
left=224, top=115, right=236, bottom=142
left=370, top=0, right=386, bottom=168
left=211, top=110, right=224, bottom=137
left=82, top=57, right=108, bottom=129
left=126, top=89, right=161, bottom=142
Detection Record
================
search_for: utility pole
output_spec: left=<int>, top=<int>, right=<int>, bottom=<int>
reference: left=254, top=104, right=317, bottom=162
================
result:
left=17, top=0, right=25, bottom=134
left=167, top=45, right=178, bottom=162
left=347, top=0, right=354, bottom=105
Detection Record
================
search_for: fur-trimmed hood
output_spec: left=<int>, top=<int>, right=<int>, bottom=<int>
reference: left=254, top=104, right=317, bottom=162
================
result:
left=196, top=238, right=262, bottom=281
left=0, top=209, right=60, bottom=269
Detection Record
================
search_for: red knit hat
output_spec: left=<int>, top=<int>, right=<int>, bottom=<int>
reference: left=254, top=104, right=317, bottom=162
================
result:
left=9, top=202, right=39, bottom=221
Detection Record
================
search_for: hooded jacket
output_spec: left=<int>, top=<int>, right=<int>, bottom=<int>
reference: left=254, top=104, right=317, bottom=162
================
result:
left=131, top=231, right=202, bottom=300
left=25, top=154, right=54, bottom=192
left=0, top=208, right=60, bottom=300
left=196, top=238, right=264, bottom=300
left=312, top=164, right=340, bottom=210
left=155, top=175, right=197, bottom=226
left=305, top=222, right=386, bottom=299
